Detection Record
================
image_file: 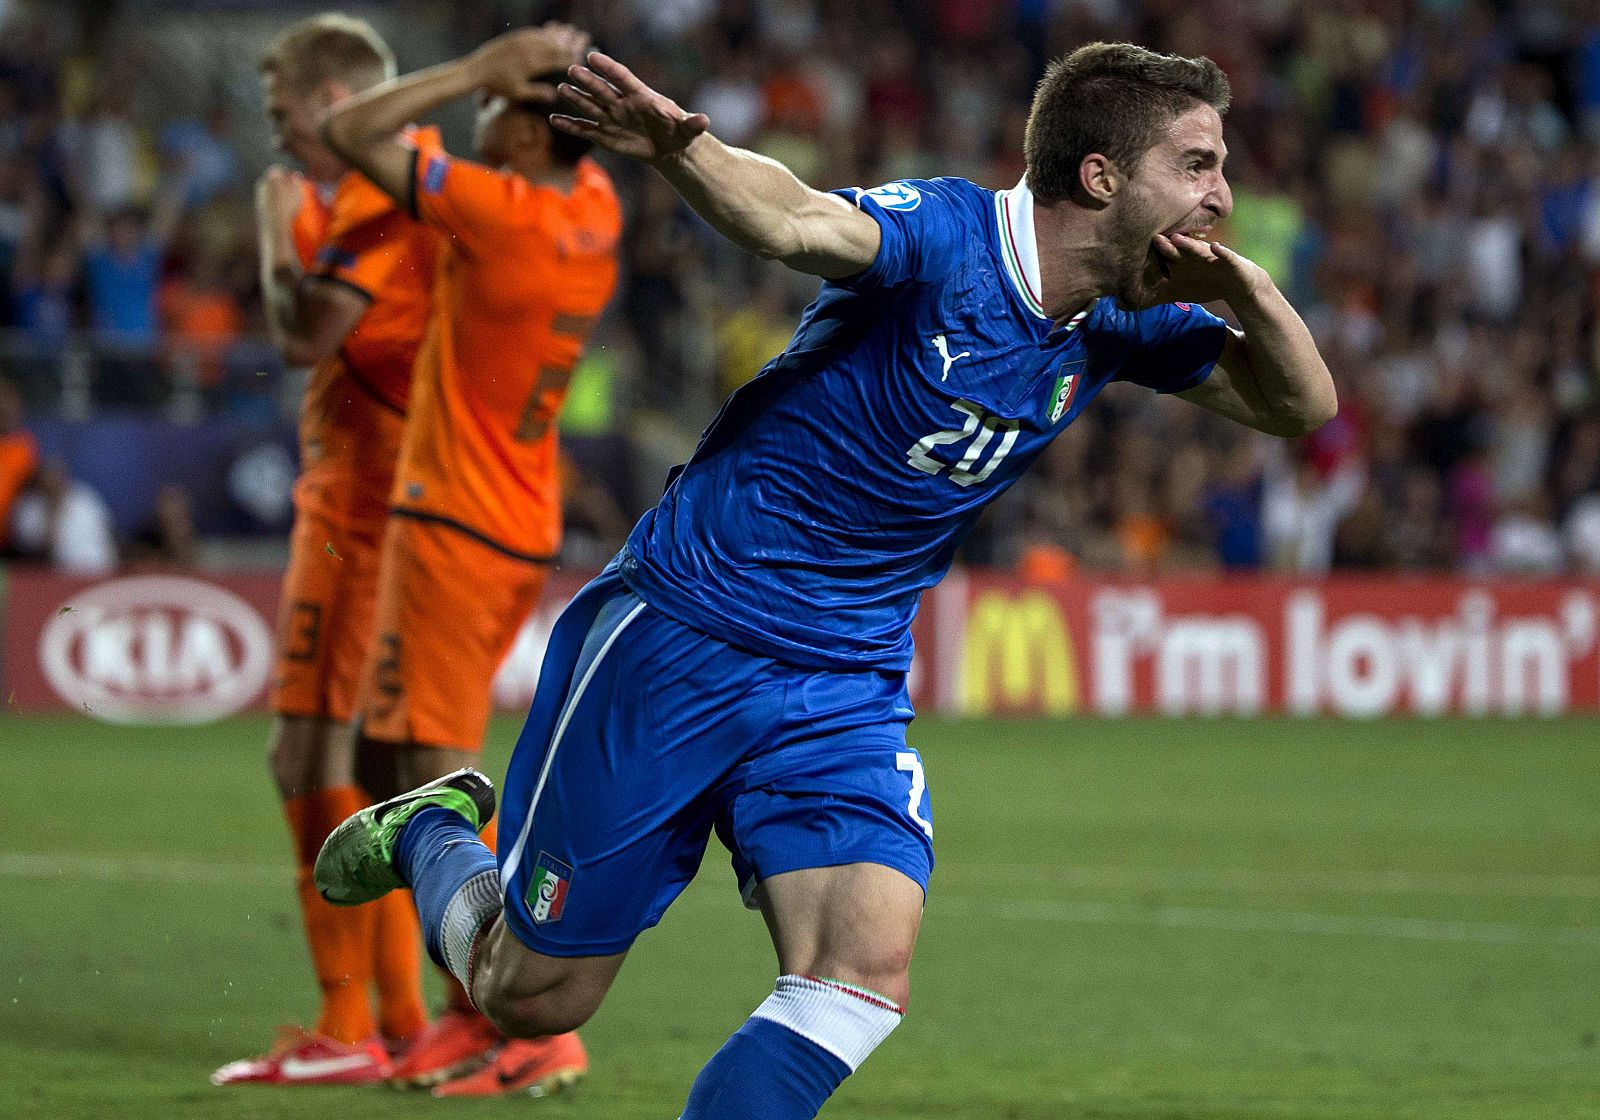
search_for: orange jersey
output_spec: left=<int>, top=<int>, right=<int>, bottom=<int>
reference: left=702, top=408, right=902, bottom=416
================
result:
left=288, top=128, right=441, bottom=524
left=0, top=430, right=38, bottom=546
left=394, top=152, right=621, bottom=559
left=289, top=177, right=330, bottom=268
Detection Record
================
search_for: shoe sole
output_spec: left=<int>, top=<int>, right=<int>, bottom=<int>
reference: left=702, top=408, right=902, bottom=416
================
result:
left=387, top=1049, right=494, bottom=1090
left=431, top=1065, right=585, bottom=1099
left=523, top=1066, right=585, bottom=1098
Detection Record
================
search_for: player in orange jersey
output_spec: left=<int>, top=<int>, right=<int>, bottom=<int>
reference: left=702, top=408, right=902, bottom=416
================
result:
left=321, top=22, right=619, bottom=1097
left=0, top=377, right=38, bottom=551
left=211, top=13, right=440, bottom=1089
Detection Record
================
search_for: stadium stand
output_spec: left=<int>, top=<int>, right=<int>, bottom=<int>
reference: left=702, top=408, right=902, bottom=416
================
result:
left=3, top=0, right=1600, bottom=575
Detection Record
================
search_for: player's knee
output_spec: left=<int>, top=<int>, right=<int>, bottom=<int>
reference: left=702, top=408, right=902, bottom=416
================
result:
left=475, top=981, right=598, bottom=1039
left=267, top=719, right=318, bottom=799
left=266, top=741, right=295, bottom=799
left=805, top=948, right=913, bottom=1011
left=471, top=925, right=621, bottom=1038
left=856, top=967, right=911, bottom=1013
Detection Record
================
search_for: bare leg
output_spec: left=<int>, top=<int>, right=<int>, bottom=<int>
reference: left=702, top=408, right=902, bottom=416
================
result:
left=469, top=919, right=628, bottom=1037
left=269, top=714, right=354, bottom=800
left=755, top=862, right=924, bottom=1009
left=676, top=862, right=923, bottom=1119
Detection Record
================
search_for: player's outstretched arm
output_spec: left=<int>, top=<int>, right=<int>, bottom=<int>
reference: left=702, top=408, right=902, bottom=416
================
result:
left=254, top=167, right=368, bottom=367
left=1159, top=232, right=1337, bottom=437
left=322, top=25, right=588, bottom=207
left=554, top=52, right=879, bottom=279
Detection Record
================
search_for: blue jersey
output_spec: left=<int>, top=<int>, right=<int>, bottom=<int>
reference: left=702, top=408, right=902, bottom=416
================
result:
left=622, top=176, right=1230, bottom=671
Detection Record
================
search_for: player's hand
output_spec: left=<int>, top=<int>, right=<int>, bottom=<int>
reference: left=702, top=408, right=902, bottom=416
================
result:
left=1150, top=231, right=1268, bottom=308
left=552, top=51, right=710, bottom=164
left=255, top=166, right=305, bottom=232
left=470, top=24, right=590, bottom=102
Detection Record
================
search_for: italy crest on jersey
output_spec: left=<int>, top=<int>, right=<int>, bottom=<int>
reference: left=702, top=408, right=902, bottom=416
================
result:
left=1049, top=363, right=1083, bottom=423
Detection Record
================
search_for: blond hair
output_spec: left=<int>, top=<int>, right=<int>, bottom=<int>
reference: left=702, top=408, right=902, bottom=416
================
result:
left=260, top=13, right=395, bottom=94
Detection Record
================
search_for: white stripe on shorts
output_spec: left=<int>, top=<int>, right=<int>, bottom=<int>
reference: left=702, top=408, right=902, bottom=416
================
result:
left=501, top=597, right=648, bottom=895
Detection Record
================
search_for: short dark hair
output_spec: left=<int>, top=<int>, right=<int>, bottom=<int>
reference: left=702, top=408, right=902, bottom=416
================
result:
left=1024, top=42, right=1231, bottom=204
left=515, top=70, right=593, bottom=168
left=261, top=13, right=395, bottom=95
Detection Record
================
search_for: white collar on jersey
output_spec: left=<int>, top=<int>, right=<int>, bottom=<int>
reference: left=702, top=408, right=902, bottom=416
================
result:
left=996, top=176, right=1098, bottom=332
left=995, top=176, right=1048, bottom=320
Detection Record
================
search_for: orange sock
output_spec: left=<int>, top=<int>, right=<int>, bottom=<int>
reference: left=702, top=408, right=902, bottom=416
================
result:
left=371, top=889, right=427, bottom=1042
left=285, top=787, right=378, bottom=1045
left=442, top=818, right=497, bottom=1017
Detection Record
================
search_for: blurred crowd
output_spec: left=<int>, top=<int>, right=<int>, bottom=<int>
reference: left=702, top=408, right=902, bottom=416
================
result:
left=8, top=0, right=1600, bottom=577
left=0, top=18, right=263, bottom=406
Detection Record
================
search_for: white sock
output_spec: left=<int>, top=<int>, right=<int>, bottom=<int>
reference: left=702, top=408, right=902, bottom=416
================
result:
left=750, top=974, right=904, bottom=1072
left=439, top=869, right=501, bottom=986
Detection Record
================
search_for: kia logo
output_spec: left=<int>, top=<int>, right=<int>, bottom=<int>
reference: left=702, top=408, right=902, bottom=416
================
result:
left=39, top=576, right=273, bottom=725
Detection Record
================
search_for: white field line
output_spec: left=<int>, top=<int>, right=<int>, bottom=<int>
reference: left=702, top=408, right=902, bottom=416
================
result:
left=935, top=896, right=1599, bottom=948
left=2, top=852, right=1594, bottom=947
left=939, top=862, right=1600, bottom=900
left=6, top=852, right=1598, bottom=899
left=0, top=852, right=281, bottom=887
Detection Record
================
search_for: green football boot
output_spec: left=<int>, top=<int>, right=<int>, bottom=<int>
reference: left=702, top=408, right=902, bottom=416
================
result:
left=314, top=767, right=496, bottom=906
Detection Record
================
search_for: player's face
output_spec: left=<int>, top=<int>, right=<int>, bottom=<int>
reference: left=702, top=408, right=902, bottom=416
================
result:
left=261, top=70, right=332, bottom=171
left=474, top=95, right=516, bottom=164
left=475, top=95, right=551, bottom=170
left=1112, top=103, right=1232, bottom=307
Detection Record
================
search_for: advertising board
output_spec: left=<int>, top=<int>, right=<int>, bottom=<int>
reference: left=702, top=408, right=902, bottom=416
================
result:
left=5, top=567, right=1596, bottom=723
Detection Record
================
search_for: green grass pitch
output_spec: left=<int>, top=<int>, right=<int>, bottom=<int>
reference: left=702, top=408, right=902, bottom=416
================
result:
left=2, top=714, right=1597, bottom=1119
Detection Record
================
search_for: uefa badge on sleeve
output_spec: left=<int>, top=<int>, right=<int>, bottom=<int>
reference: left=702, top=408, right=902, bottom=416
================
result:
left=422, top=155, right=449, bottom=194
left=855, top=182, right=922, bottom=211
left=529, top=852, right=574, bottom=924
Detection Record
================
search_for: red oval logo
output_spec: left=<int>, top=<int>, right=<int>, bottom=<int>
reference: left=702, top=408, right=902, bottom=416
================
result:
left=39, top=576, right=273, bottom=725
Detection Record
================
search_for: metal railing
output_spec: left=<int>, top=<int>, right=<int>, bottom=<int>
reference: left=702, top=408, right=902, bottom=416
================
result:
left=2, top=330, right=297, bottom=424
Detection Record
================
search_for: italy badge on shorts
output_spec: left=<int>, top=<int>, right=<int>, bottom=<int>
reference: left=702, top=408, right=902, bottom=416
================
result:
left=529, top=852, right=574, bottom=924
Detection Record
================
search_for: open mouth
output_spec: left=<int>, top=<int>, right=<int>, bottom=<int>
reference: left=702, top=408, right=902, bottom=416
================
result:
left=1148, top=226, right=1212, bottom=276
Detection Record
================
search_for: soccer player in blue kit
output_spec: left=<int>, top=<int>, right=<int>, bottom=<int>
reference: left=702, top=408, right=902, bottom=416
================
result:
left=316, top=41, right=1336, bottom=1116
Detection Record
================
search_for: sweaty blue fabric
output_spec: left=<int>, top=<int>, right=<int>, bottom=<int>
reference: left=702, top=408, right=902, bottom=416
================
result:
left=623, top=175, right=1230, bottom=671
left=397, top=805, right=497, bottom=969
left=496, top=566, right=933, bottom=958
left=679, top=1016, right=850, bottom=1120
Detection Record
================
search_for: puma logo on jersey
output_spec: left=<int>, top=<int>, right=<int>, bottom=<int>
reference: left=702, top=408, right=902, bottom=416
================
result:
left=932, top=334, right=971, bottom=381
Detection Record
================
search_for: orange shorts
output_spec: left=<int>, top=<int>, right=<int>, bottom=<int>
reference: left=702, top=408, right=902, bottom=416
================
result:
left=271, top=509, right=386, bottom=724
left=358, top=515, right=550, bottom=750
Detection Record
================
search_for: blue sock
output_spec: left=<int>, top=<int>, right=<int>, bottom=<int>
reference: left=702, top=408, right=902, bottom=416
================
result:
left=681, top=1018, right=847, bottom=1119
left=680, top=976, right=903, bottom=1120
left=395, top=805, right=498, bottom=976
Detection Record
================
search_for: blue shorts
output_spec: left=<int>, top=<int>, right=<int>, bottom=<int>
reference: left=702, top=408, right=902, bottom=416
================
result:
left=496, top=566, right=934, bottom=956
